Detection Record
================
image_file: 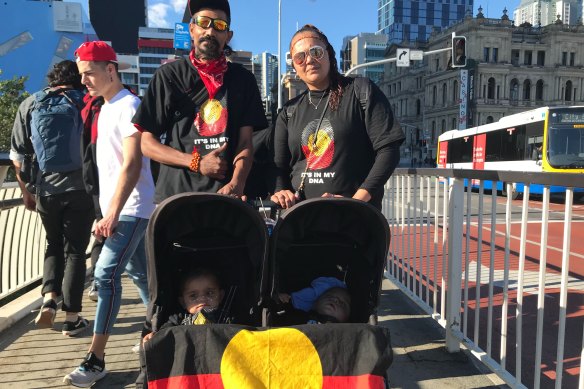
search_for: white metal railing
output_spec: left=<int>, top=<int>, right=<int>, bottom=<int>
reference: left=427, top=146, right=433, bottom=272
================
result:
left=383, top=168, right=584, bottom=389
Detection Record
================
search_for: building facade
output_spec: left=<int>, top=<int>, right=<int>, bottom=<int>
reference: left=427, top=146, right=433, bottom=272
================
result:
left=377, top=0, right=474, bottom=44
left=340, top=33, right=388, bottom=83
left=381, top=11, right=584, bottom=163
left=137, top=27, right=175, bottom=95
left=0, top=1, right=97, bottom=92
left=89, top=0, right=146, bottom=55
left=513, top=0, right=583, bottom=27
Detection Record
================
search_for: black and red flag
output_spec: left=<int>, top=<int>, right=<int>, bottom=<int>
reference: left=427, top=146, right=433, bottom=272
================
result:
left=145, top=324, right=392, bottom=389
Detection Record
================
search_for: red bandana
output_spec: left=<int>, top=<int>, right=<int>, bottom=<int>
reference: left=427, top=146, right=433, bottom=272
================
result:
left=190, top=51, right=228, bottom=99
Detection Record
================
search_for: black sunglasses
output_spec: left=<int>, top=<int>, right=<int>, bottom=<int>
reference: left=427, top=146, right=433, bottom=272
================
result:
left=192, top=15, right=230, bottom=32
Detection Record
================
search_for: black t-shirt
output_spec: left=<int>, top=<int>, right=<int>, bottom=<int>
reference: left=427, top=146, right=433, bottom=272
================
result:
left=133, top=57, right=268, bottom=203
left=273, top=77, right=405, bottom=209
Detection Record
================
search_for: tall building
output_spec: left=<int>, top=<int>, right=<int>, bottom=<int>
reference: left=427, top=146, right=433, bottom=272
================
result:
left=0, top=1, right=97, bottom=92
left=513, top=0, right=583, bottom=26
left=137, top=27, right=174, bottom=95
left=340, top=33, right=388, bottom=83
left=378, top=0, right=474, bottom=44
left=89, top=0, right=146, bottom=54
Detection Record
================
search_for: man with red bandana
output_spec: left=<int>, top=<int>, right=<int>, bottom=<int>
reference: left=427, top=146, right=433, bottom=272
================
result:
left=133, top=0, right=267, bottom=202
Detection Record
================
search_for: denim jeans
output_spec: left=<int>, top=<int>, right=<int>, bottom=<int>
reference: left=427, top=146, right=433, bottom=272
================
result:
left=37, top=190, right=94, bottom=313
left=93, top=215, right=149, bottom=335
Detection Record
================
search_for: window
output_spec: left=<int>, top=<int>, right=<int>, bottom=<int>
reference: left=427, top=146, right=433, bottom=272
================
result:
left=416, top=99, right=421, bottom=115
left=441, top=119, right=446, bottom=134
left=487, top=77, right=495, bottom=99
left=523, top=79, right=531, bottom=100
left=453, top=80, right=458, bottom=102
left=483, top=47, right=490, bottom=62
left=486, top=116, right=494, bottom=123
left=536, top=80, right=544, bottom=101
left=512, top=50, right=520, bottom=66
left=485, top=126, right=527, bottom=161
left=492, top=48, right=498, bottom=63
left=442, top=83, right=447, bottom=105
left=431, top=121, right=436, bottom=143
left=524, top=50, right=532, bottom=65
left=510, top=79, right=519, bottom=102
left=435, top=58, right=439, bottom=72
left=432, top=85, right=437, bottom=106
left=452, top=118, right=456, bottom=131
left=562, top=52, right=567, bottom=66
left=565, top=80, right=573, bottom=101
left=537, top=51, right=545, bottom=66
left=448, top=137, right=474, bottom=163
left=570, top=52, right=575, bottom=66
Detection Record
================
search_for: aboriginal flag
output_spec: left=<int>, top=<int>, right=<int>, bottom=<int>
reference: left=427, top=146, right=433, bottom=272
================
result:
left=145, top=324, right=393, bottom=389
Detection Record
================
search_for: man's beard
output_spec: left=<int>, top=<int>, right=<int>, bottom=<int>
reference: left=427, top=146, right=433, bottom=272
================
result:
left=196, top=36, right=222, bottom=60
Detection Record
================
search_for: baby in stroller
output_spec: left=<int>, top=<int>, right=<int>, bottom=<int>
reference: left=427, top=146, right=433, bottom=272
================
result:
left=142, top=267, right=233, bottom=344
left=278, top=277, right=352, bottom=324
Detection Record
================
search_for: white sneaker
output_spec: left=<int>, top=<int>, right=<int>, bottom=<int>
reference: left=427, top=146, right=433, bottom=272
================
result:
left=131, top=342, right=140, bottom=354
left=63, top=352, right=107, bottom=387
left=87, top=282, right=98, bottom=302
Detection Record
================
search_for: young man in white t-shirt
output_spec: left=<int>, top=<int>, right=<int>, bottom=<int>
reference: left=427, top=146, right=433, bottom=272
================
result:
left=64, top=41, right=155, bottom=388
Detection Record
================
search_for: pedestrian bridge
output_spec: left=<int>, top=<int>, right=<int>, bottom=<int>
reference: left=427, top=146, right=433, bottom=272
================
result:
left=0, top=157, right=582, bottom=388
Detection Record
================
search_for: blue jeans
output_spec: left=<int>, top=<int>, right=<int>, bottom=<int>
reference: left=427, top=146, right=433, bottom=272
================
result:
left=94, top=215, right=149, bottom=335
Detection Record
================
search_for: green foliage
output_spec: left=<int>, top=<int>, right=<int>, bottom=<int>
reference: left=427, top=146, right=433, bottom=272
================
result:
left=0, top=69, right=29, bottom=153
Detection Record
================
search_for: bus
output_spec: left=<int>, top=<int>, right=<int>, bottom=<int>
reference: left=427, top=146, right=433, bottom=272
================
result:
left=437, top=106, right=584, bottom=198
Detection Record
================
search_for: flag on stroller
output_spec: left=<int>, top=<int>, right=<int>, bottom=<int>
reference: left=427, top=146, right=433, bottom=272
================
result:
left=145, top=324, right=392, bottom=389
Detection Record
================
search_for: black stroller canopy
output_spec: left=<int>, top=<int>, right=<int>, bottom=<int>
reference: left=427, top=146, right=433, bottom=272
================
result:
left=269, top=198, right=390, bottom=323
left=145, top=193, right=269, bottom=327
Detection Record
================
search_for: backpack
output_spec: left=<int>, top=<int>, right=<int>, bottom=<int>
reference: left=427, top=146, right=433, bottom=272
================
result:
left=30, top=88, right=85, bottom=173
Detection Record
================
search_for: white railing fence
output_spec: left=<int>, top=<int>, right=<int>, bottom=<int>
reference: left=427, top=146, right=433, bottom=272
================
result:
left=382, top=167, right=584, bottom=389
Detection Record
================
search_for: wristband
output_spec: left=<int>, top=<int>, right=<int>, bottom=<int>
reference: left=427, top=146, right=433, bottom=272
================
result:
left=189, top=148, right=201, bottom=173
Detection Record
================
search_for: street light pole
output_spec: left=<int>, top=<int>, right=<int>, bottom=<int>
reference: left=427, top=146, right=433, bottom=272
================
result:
left=277, top=0, right=282, bottom=111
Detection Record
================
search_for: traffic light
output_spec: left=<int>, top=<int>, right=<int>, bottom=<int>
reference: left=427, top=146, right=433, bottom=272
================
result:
left=451, top=36, right=467, bottom=68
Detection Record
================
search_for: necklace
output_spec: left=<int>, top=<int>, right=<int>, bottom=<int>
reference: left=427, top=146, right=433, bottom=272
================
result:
left=308, top=90, right=326, bottom=110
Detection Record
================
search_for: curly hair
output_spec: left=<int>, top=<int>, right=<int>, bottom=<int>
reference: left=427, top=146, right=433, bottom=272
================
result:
left=290, top=24, right=348, bottom=111
left=46, top=60, right=83, bottom=89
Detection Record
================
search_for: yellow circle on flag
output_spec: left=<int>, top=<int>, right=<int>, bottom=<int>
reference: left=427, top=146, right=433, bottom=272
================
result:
left=221, top=328, right=323, bottom=389
left=200, top=99, right=223, bottom=124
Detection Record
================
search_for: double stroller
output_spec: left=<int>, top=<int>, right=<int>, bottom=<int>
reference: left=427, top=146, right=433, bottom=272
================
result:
left=141, top=193, right=393, bottom=388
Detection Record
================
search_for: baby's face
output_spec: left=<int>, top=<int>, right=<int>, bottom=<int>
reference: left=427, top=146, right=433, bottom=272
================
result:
left=180, top=276, right=224, bottom=314
left=312, top=287, right=351, bottom=322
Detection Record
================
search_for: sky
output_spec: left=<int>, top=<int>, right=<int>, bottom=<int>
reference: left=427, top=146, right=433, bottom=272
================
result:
left=69, top=0, right=517, bottom=61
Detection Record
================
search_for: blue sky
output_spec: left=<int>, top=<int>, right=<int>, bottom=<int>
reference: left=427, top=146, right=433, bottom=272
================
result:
left=70, top=0, right=517, bottom=57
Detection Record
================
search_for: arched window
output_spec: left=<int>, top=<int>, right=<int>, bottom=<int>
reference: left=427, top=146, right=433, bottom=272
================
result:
left=442, top=83, right=447, bottom=105
left=486, top=116, right=494, bottom=123
left=565, top=80, right=573, bottom=101
left=432, top=85, right=437, bottom=106
left=441, top=119, right=446, bottom=133
left=523, top=79, right=531, bottom=100
left=510, top=79, right=519, bottom=102
left=416, top=99, right=421, bottom=115
left=536, top=79, right=544, bottom=101
left=431, top=121, right=436, bottom=143
left=452, top=118, right=456, bottom=130
left=453, top=80, right=459, bottom=102
left=487, top=77, right=496, bottom=99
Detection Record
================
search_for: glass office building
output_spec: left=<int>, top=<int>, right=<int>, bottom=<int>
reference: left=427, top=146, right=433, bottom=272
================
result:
left=378, top=0, right=474, bottom=43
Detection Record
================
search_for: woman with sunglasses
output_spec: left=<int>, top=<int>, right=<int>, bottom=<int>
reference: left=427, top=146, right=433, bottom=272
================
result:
left=271, top=25, right=405, bottom=210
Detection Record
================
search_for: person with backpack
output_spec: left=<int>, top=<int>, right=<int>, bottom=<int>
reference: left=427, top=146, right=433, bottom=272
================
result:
left=270, top=25, right=405, bottom=210
left=10, top=60, right=94, bottom=336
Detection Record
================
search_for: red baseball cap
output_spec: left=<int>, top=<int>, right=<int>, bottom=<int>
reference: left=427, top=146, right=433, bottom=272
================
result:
left=75, top=41, right=130, bottom=70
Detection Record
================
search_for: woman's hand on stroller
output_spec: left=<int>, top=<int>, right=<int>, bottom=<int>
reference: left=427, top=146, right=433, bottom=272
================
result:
left=271, top=190, right=298, bottom=209
left=217, top=181, right=246, bottom=200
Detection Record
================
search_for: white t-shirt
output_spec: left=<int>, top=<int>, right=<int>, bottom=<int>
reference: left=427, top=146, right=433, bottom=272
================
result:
left=96, top=88, right=155, bottom=219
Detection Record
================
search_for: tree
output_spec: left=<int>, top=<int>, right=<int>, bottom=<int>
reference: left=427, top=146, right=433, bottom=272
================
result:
left=0, top=69, right=29, bottom=152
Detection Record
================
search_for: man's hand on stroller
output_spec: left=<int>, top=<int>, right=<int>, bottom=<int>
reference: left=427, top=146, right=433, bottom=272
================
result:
left=271, top=190, right=298, bottom=209
left=142, top=332, right=155, bottom=344
left=217, top=181, right=246, bottom=200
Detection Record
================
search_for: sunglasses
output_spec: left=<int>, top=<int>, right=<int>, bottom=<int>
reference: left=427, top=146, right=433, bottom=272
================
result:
left=292, top=45, right=326, bottom=65
left=192, top=15, right=230, bottom=32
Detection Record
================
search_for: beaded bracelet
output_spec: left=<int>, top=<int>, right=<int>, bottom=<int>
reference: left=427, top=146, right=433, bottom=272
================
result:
left=189, top=148, right=201, bottom=173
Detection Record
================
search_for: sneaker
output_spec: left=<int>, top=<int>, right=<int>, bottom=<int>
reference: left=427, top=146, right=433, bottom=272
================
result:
left=63, top=352, right=107, bottom=388
left=131, top=342, right=140, bottom=354
left=87, top=282, right=98, bottom=302
left=35, top=299, right=57, bottom=329
left=62, top=316, right=90, bottom=337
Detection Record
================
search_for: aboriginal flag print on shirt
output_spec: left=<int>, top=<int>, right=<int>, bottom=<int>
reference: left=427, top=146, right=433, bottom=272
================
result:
left=195, top=88, right=228, bottom=137
left=145, top=324, right=392, bottom=389
left=301, top=118, right=334, bottom=170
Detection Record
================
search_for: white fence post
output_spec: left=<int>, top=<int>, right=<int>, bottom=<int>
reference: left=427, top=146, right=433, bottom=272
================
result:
left=446, top=177, right=464, bottom=352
